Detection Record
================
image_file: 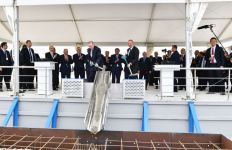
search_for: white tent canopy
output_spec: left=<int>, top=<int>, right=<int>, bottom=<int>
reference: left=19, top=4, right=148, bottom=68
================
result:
left=0, top=2, right=232, bottom=46
left=1, top=0, right=232, bottom=97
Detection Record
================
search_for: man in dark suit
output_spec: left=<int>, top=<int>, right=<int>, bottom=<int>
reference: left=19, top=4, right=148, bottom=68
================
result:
left=86, top=41, right=103, bottom=82
left=197, top=51, right=207, bottom=91
left=19, top=44, right=26, bottom=91
left=0, top=42, right=13, bottom=91
left=124, top=39, right=139, bottom=79
left=60, top=49, right=73, bottom=78
left=179, top=48, right=186, bottom=90
left=45, top=45, right=60, bottom=90
left=20, top=40, right=36, bottom=90
left=103, top=51, right=111, bottom=71
left=170, top=45, right=180, bottom=92
left=110, top=48, right=123, bottom=83
left=138, top=52, right=152, bottom=90
left=73, top=46, right=86, bottom=79
left=152, top=51, right=162, bottom=89
left=205, top=37, right=225, bottom=94
left=191, top=50, right=200, bottom=89
left=34, top=53, right=40, bottom=88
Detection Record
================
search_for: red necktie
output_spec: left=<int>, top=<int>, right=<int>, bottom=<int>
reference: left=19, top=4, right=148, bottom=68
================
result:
left=211, top=47, right=214, bottom=64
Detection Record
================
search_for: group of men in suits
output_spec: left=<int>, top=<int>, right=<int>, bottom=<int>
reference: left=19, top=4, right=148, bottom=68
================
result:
left=1, top=37, right=229, bottom=94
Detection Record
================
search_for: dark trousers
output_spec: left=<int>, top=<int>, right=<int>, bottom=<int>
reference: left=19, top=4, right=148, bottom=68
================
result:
left=198, top=70, right=207, bottom=89
left=125, top=72, right=138, bottom=79
left=112, top=68, right=121, bottom=83
left=124, top=68, right=138, bottom=79
left=149, top=72, right=154, bottom=85
left=208, top=64, right=224, bottom=92
left=124, top=69, right=130, bottom=79
left=22, top=67, right=35, bottom=89
left=178, top=69, right=186, bottom=90
left=61, top=71, right=71, bottom=79
left=87, top=69, right=96, bottom=82
left=139, top=71, right=149, bottom=89
left=53, top=69, right=59, bottom=89
left=174, top=71, right=179, bottom=92
left=153, top=71, right=160, bottom=89
left=0, top=68, right=12, bottom=89
left=74, top=68, right=85, bottom=79
left=19, top=68, right=24, bottom=89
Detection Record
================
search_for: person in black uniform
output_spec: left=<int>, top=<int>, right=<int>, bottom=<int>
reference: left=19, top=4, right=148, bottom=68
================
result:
left=138, top=52, right=152, bottom=90
left=0, top=42, right=13, bottom=91
left=73, top=46, right=86, bottom=79
left=124, top=39, right=139, bottom=79
left=20, top=40, right=36, bottom=90
left=60, top=49, right=73, bottom=79
left=45, top=45, right=60, bottom=90
left=170, top=45, right=180, bottom=92
left=86, top=41, right=103, bottom=82
left=103, top=51, right=111, bottom=71
left=205, top=37, right=225, bottom=94
left=152, top=51, right=162, bottom=89
left=110, top=48, right=123, bottom=83
left=179, top=48, right=186, bottom=90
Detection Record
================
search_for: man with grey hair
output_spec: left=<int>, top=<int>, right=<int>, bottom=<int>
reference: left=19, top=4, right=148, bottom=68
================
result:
left=45, top=45, right=60, bottom=90
left=86, top=41, right=103, bottom=82
left=60, top=49, right=73, bottom=79
left=138, top=51, right=152, bottom=90
left=124, top=39, right=139, bottom=79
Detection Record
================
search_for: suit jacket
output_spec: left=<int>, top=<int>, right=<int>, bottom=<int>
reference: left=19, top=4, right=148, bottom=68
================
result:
left=86, top=46, right=102, bottom=67
left=103, top=56, right=111, bottom=71
left=73, top=53, right=86, bottom=71
left=152, top=56, right=162, bottom=65
left=20, top=47, right=36, bottom=66
left=0, top=49, right=13, bottom=67
left=45, top=52, right=60, bottom=71
left=205, top=44, right=224, bottom=67
left=59, top=54, right=73, bottom=73
left=170, top=51, right=180, bottom=64
left=125, top=46, right=140, bottom=74
left=179, top=54, right=186, bottom=67
left=138, top=57, right=152, bottom=73
left=110, top=54, right=123, bottom=71
left=35, top=53, right=41, bottom=61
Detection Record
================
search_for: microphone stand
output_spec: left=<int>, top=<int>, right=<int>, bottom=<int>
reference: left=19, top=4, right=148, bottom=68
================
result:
left=209, top=26, right=227, bottom=52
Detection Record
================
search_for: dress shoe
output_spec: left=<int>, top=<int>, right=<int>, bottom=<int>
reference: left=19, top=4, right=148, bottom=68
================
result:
left=19, top=90, right=25, bottom=93
left=199, top=87, right=206, bottom=91
left=207, top=91, right=215, bottom=94
left=6, top=88, right=12, bottom=91
left=220, top=92, right=225, bottom=95
left=28, top=89, right=35, bottom=91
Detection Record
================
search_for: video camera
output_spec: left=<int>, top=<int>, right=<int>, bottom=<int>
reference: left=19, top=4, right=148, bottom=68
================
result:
left=162, top=48, right=167, bottom=53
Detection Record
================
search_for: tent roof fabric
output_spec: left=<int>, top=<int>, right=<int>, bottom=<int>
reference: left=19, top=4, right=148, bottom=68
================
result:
left=0, top=2, right=232, bottom=46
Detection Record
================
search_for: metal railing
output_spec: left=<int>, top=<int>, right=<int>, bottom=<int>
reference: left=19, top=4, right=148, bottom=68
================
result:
left=0, top=65, right=232, bottom=101
left=0, top=65, right=53, bottom=97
